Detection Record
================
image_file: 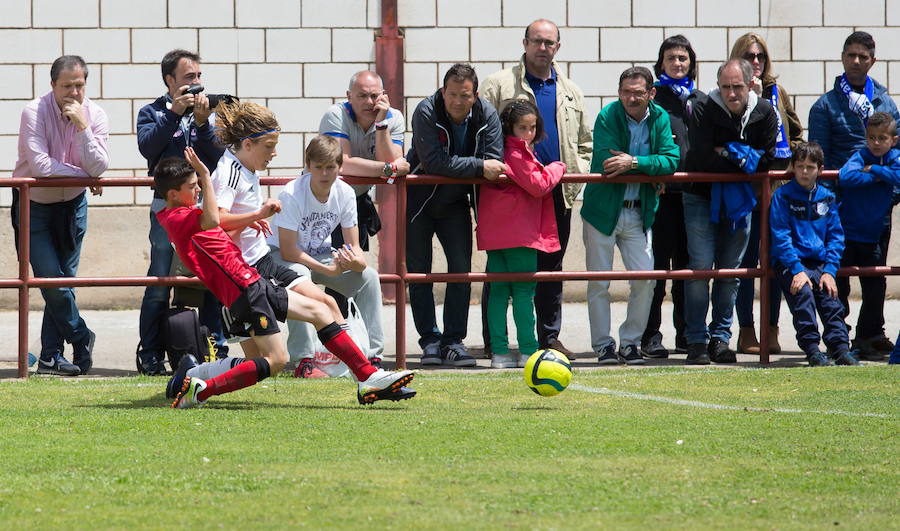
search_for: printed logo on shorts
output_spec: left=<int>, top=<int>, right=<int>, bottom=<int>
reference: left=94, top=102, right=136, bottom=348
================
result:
left=259, top=315, right=268, bottom=329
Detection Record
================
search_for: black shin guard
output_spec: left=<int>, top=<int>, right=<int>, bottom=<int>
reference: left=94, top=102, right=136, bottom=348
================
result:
left=317, top=322, right=343, bottom=344
left=252, top=357, right=271, bottom=381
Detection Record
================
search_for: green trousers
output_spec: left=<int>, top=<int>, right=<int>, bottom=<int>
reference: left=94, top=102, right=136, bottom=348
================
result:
left=486, top=247, right=538, bottom=355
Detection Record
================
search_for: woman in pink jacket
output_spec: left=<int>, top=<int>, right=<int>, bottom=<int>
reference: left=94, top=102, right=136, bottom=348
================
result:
left=477, top=100, right=566, bottom=369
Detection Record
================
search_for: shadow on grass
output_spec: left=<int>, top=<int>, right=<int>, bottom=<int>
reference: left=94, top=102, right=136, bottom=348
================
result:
left=78, top=396, right=410, bottom=412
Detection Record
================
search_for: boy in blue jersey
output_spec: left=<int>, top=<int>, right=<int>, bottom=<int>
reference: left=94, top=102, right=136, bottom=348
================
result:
left=837, top=111, right=900, bottom=360
left=770, top=142, right=859, bottom=366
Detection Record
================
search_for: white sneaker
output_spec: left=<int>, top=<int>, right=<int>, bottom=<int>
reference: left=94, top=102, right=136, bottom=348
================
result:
left=491, top=354, right=516, bottom=369
left=357, top=369, right=415, bottom=405
left=517, top=352, right=534, bottom=368
left=171, top=377, right=208, bottom=409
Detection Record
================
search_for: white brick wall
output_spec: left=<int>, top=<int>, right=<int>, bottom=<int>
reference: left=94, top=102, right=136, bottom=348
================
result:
left=168, top=0, right=234, bottom=28
left=0, top=29, right=61, bottom=63
left=33, top=0, right=98, bottom=28
left=439, top=0, right=501, bottom=27
left=0, top=0, right=31, bottom=28
left=266, top=28, right=332, bottom=62
left=64, top=29, right=130, bottom=64
left=199, top=29, right=265, bottom=63
left=235, top=0, right=301, bottom=27
left=100, top=0, right=166, bottom=28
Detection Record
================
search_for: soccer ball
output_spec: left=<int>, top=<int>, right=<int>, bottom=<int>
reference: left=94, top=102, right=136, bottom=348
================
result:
left=523, top=349, right=572, bottom=397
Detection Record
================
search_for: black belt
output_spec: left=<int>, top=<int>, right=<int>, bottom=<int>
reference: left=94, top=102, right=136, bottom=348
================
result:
left=622, top=199, right=641, bottom=208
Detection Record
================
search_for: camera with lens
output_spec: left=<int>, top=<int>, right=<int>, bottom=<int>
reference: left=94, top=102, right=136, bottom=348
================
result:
left=184, top=84, right=238, bottom=110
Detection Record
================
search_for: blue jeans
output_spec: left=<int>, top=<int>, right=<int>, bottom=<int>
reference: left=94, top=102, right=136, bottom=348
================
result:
left=736, top=208, right=782, bottom=327
left=29, top=193, right=90, bottom=357
left=406, top=202, right=472, bottom=348
left=682, top=192, right=751, bottom=345
left=138, top=199, right=226, bottom=363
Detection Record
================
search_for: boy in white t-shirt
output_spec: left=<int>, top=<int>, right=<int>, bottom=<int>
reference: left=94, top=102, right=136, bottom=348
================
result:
left=268, top=135, right=385, bottom=373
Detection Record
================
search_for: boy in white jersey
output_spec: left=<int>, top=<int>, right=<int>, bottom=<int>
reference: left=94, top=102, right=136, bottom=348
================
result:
left=267, top=135, right=385, bottom=373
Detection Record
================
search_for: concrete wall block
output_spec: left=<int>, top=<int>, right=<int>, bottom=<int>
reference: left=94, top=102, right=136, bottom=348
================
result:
left=727, top=28, right=791, bottom=61
left=888, top=61, right=900, bottom=93
left=400, top=0, right=436, bottom=27
left=502, top=0, right=566, bottom=27
left=303, top=0, right=367, bottom=27
left=568, top=0, right=630, bottom=27
left=760, top=0, right=822, bottom=27
left=471, top=27, right=526, bottom=62
left=825, top=60, right=887, bottom=86
left=557, top=28, right=599, bottom=62
left=697, top=61, right=723, bottom=92
left=793, top=27, right=853, bottom=61
left=0, top=29, right=61, bottom=63
left=824, top=0, right=884, bottom=26
left=266, top=28, right=332, bottom=62
left=697, top=0, right=759, bottom=26
left=236, top=0, right=301, bottom=27
left=102, top=64, right=161, bottom=99
left=404, top=62, right=438, bottom=97
left=93, top=99, right=132, bottom=135
left=0, top=0, right=31, bottom=28
left=101, top=0, right=166, bottom=27
left=771, top=61, right=824, bottom=96
left=582, top=96, right=604, bottom=124
left=439, top=0, right=500, bottom=26
left=132, top=29, right=198, bottom=64
left=200, top=63, right=236, bottom=96
left=333, top=29, right=376, bottom=63
left=601, top=28, right=663, bottom=62
left=267, top=98, right=334, bottom=132
left=34, top=0, right=98, bottom=28
left=64, top=29, right=130, bottom=63
left=32, top=63, right=100, bottom=99
left=0, top=135, right=16, bottom=171
left=238, top=64, right=301, bottom=98
left=0, top=65, right=34, bottom=99
left=665, top=28, right=728, bottom=63
left=169, top=0, right=234, bottom=28
left=267, top=132, right=303, bottom=168
left=634, top=0, right=695, bottom=27
left=405, top=28, right=469, bottom=62
left=303, top=63, right=367, bottom=97
left=88, top=169, right=136, bottom=205
left=569, top=62, right=632, bottom=96
left=889, top=0, right=900, bottom=26
left=107, top=134, right=145, bottom=170
left=199, top=29, right=265, bottom=63
left=857, top=27, right=900, bottom=60
left=793, top=95, right=819, bottom=130
left=405, top=97, right=424, bottom=130
left=0, top=100, right=30, bottom=135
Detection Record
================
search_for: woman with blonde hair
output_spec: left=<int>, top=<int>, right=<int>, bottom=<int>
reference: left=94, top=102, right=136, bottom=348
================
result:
left=729, top=33, right=803, bottom=355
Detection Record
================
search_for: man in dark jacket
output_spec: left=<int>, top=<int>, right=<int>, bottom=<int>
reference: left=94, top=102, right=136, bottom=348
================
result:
left=406, top=63, right=506, bottom=367
left=135, top=49, right=226, bottom=374
left=683, top=59, right=778, bottom=365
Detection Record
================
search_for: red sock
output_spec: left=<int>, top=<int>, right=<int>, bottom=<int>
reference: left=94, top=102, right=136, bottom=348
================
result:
left=198, top=359, right=261, bottom=401
left=324, top=330, right=376, bottom=381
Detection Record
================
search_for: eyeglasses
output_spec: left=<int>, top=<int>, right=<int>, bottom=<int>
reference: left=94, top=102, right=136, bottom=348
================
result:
left=743, top=52, right=768, bottom=62
left=526, top=37, right=558, bottom=48
left=619, top=89, right=649, bottom=98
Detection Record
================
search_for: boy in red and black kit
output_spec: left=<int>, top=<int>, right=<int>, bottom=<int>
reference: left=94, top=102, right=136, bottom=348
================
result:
left=156, top=148, right=415, bottom=408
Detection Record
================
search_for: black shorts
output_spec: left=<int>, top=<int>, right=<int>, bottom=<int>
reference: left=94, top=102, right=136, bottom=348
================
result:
left=252, top=251, right=304, bottom=287
left=222, top=278, right=289, bottom=337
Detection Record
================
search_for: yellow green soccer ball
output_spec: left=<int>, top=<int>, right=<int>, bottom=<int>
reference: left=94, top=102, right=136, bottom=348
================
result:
left=523, top=349, right=572, bottom=397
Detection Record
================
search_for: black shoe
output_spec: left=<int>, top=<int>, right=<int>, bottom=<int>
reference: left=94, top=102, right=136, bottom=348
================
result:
left=708, top=339, right=737, bottom=364
left=685, top=343, right=710, bottom=365
left=441, top=343, right=476, bottom=367
left=166, top=354, right=199, bottom=399
left=420, top=341, right=442, bottom=366
left=674, top=335, right=688, bottom=354
left=807, top=351, right=834, bottom=367
left=832, top=350, right=861, bottom=366
left=870, top=335, right=895, bottom=353
left=640, top=334, right=669, bottom=359
left=137, top=353, right=168, bottom=376
left=618, top=344, right=646, bottom=365
left=36, top=353, right=81, bottom=376
left=73, top=330, right=95, bottom=375
left=597, top=342, right=619, bottom=365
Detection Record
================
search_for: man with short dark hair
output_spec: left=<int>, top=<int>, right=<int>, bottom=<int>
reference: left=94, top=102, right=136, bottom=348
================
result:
left=135, top=49, right=227, bottom=375
left=683, top=59, right=778, bottom=365
left=481, top=19, right=593, bottom=358
left=12, top=55, right=109, bottom=376
left=582, top=66, right=679, bottom=365
left=406, top=63, right=506, bottom=367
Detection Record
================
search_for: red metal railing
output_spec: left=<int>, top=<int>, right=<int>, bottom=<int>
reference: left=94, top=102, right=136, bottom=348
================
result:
left=4, top=171, right=899, bottom=378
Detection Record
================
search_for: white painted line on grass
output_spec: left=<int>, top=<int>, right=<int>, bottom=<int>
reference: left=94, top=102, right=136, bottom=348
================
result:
left=569, top=383, right=891, bottom=418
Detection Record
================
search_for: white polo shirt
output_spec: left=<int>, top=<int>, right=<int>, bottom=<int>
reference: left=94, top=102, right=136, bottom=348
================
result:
left=209, top=149, right=269, bottom=266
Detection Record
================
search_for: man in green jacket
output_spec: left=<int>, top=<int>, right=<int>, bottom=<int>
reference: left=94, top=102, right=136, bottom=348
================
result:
left=581, top=66, right=679, bottom=365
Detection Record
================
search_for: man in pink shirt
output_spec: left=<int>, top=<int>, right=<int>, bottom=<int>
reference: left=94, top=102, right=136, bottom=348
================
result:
left=12, top=55, right=109, bottom=376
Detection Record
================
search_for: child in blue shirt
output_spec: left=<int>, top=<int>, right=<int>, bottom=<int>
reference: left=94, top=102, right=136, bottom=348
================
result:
left=837, top=111, right=900, bottom=360
left=770, top=142, right=859, bottom=366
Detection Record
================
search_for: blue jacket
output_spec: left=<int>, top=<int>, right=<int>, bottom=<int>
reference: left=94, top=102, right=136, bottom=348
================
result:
left=838, top=147, right=900, bottom=243
left=136, top=94, right=224, bottom=179
left=770, top=179, right=844, bottom=276
left=808, top=76, right=900, bottom=170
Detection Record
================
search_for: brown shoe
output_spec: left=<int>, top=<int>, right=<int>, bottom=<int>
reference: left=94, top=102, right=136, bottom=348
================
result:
left=768, top=326, right=782, bottom=354
left=548, top=339, right=576, bottom=360
left=737, top=326, right=760, bottom=355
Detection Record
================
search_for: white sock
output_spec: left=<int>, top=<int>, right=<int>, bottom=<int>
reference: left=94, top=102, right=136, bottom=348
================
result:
left=186, top=357, right=245, bottom=380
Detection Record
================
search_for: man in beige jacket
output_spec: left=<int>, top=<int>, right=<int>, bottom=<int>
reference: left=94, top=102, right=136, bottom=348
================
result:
left=481, top=18, right=593, bottom=358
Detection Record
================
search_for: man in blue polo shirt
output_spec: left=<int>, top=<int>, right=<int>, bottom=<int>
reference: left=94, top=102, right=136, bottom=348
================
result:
left=481, top=19, right=594, bottom=359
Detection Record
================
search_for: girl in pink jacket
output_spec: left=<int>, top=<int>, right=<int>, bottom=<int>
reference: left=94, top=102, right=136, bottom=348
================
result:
left=477, top=100, right=566, bottom=369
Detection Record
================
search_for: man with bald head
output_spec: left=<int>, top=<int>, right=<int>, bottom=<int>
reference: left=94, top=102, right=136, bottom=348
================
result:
left=481, top=19, right=593, bottom=358
left=683, top=59, right=778, bottom=365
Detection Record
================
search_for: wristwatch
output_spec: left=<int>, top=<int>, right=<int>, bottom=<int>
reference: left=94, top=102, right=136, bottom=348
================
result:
left=375, top=120, right=389, bottom=130
left=383, top=161, right=394, bottom=178
left=630, top=157, right=639, bottom=170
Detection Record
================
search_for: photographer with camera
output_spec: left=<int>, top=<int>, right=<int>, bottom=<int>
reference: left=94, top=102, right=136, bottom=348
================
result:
left=135, top=49, right=230, bottom=374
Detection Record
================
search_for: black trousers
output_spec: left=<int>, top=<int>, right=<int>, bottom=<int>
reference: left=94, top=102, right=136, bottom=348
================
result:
left=642, top=192, right=687, bottom=345
left=837, top=238, right=887, bottom=340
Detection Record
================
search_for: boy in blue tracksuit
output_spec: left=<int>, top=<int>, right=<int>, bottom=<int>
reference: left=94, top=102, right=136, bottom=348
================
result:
left=770, top=142, right=859, bottom=366
left=836, top=111, right=900, bottom=360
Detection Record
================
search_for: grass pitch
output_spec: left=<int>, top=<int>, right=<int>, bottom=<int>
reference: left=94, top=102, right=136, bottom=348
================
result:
left=1, top=366, right=897, bottom=529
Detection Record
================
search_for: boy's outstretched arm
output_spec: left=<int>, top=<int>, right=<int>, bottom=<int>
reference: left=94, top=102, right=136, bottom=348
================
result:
left=185, top=147, right=219, bottom=230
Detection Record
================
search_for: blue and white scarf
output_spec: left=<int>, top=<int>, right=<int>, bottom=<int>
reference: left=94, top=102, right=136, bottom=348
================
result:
left=839, top=73, right=875, bottom=125
left=769, top=84, right=791, bottom=159
left=656, top=74, right=694, bottom=101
